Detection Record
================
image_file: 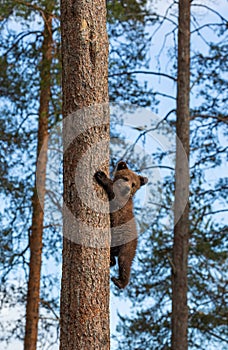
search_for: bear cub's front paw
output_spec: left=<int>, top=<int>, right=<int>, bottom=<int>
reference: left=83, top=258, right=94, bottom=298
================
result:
left=94, top=170, right=107, bottom=184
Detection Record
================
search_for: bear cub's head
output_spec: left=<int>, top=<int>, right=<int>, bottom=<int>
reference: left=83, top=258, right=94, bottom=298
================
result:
left=113, top=161, right=148, bottom=201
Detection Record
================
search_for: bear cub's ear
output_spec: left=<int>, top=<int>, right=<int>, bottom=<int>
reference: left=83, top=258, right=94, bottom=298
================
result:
left=116, top=161, right=128, bottom=171
left=139, top=175, right=148, bottom=186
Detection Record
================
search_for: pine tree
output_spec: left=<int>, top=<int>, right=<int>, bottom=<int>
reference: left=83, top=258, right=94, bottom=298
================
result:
left=171, top=1, right=190, bottom=348
left=0, top=1, right=61, bottom=347
left=24, top=2, right=54, bottom=349
left=59, top=0, right=110, bottom=348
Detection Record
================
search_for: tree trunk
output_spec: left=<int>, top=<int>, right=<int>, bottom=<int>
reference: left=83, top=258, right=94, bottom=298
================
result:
left=24, top=10, right=53, bottom=350
left=172, top=1, right=190, bottom=349
left=60, top=1, right=110, bottom=349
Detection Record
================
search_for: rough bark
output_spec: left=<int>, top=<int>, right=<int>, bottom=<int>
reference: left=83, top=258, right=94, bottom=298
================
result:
left=171, top=1, right=191, bottom=349
left=60, top=1, right=110, bottom=349
left=24, top=11, right=53, bottom=350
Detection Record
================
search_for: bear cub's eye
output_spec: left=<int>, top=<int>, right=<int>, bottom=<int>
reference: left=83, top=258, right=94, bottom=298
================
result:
left=132, top=183, right=136, bottom=188
left=122, top=177, right=129, bottom=182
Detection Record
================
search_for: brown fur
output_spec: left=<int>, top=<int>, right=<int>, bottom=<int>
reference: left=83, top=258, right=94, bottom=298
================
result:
left=95, top=161, right=148, bottom=289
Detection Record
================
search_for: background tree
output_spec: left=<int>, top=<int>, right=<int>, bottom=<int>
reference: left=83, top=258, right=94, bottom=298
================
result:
left=172, top=0, right=190, bottom=348
left=24, top=2, right=54, bottom=349
left=59, top=0, right=110, bottom=348
left=0, top=1, right=61, bottom=348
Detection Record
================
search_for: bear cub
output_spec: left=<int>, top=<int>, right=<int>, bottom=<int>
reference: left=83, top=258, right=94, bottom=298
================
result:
left=95, top=161, right=148, bottom=289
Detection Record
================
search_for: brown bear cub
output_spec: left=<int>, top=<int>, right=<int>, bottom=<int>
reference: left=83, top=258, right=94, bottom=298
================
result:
left=95, top=161, right=148, bottom=289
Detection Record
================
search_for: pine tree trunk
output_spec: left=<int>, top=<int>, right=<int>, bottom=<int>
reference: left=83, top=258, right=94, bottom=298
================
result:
left=24, top=12, right=53, bottom=350
left=171, top=1, right=190, bottom=349
left=60, top=1, right=110, bottom=349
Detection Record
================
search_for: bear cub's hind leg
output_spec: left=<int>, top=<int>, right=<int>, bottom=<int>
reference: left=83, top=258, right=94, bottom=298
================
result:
left=112, top=244, right=135, bottom=289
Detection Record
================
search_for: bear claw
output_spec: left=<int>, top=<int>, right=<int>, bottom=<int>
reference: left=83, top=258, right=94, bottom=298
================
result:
left=94, top=171, right=106, bottom=185
left=94, top=170, right=106, bottom=181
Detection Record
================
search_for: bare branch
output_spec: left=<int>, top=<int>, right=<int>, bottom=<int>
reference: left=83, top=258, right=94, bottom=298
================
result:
left=109, top=70, right=176, bottom=81
left=192, top=3, right=228, bottom=23
left=136, top=165, right=175, bottom=172
left=204, top=209, right=228, bottom=216
left=191, top=22, right=226, bottom=34
left=190, top=113, right=228, bottom=124
left=40, top=298, right=60, bottom=321
left=3, top=31, right=42, bottom=56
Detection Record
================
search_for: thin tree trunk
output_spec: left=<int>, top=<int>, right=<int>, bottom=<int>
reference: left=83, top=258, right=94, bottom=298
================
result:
left=24, top=11, right=53, bottom=350
left=172, top=1, right=191, bottom=349
left=60, top=1, right=110, bottom=349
